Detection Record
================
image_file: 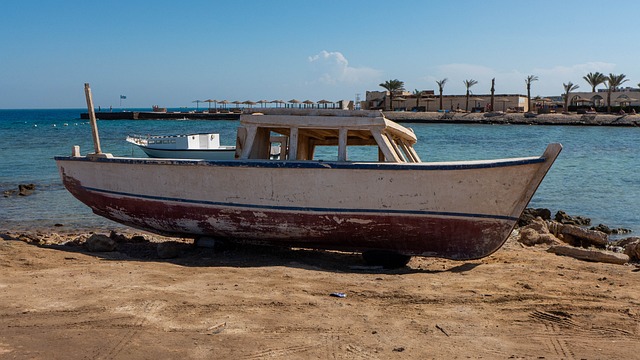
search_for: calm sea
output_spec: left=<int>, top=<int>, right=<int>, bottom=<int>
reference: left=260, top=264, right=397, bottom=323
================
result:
left=1, top=109, right=638, bottom=236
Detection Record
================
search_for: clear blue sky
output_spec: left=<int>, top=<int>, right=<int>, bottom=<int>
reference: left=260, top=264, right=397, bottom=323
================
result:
left=2, top=0, right=639, bottom=109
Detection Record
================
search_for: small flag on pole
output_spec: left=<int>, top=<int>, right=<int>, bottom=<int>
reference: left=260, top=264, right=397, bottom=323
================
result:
left=120, top=95, right=127, bottom=99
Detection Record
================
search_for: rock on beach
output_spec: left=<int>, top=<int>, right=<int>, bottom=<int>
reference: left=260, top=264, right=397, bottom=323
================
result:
left=517, top=208, right=638, bottom=265
left=85, top=234, right=117, bottom=252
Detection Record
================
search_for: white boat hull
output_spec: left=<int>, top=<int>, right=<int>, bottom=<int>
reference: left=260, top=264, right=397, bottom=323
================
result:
left=55, top=144, right=561, bottom=260
left=137, top=147, right=236, bottom=160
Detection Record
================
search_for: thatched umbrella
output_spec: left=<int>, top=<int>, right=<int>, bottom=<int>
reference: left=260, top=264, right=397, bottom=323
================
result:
left=256, top=99, right=269, bottom=108
left=288, top=99, right=301, bottom=108
left=302, top=100, right=315, bottom=108
left=423, top=97, right=436, bottom=112
left=393, top=97, right=406, bottom=110
left=317, top=99, right=333, bottom=108
left=496, top=97, right=510, bottom=112
left=242, top=100, right=257, bottom=108
left=203, top=99, right=217, bottom=111
left=471, top=97, right=484, bottom=111
left=271, top=99, right=285, bottom=108
left=616, top=96, right=637, bottom=108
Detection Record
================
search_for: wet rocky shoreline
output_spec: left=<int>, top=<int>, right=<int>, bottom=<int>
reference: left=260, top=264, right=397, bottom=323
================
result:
left=384, top=111, right=640, bottom=126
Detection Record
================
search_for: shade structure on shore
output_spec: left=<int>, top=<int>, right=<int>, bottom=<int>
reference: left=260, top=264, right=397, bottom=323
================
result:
left=302, top=100, right=315, bottom=108
left=271, top=100, right=285, bottom=108
left=616, top=96, right=637, bottom=107
left=232, top=100, right=242, bottom=108
left=203, top=99, right=217, bottom=111
left=257, top=99, right=269, bottom=108
left=470, top=97, right=485, bottom=111
left=496, top=98, right=510, bottom=112
left=243, top=100, right=257, bottom=108
left=218, top=100, right=229, bottom=109
left=572, top=96, right=593, bottom=105
left=534, top=97, right=552, bottom=105
left=423, top=97, right=436, bottom=111
left=393, top=97, right=407, bottom=110
left=317, top=99, right=333, bottom=109
left=192, top=100, right=202, bottom=111
left=288, top=99, right=301, bottom=108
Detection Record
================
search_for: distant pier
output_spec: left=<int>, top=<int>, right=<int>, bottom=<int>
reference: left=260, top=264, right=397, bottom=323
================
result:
left=80, top=111, right=240, bottom=120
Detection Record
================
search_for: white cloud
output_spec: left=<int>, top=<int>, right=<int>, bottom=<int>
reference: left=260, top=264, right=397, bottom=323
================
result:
left=308, top=50, right=382, bottom=85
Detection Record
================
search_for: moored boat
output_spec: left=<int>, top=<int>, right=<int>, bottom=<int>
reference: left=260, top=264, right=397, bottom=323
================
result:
left=126, top=133, right=236, bottom=160
left=56, top=92, right=561, bottom=261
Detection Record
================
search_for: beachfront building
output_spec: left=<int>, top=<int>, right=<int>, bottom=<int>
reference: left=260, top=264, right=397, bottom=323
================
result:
left=364, top=91, right=529, bottom=112
left=565, top=87, right=640, bottom=110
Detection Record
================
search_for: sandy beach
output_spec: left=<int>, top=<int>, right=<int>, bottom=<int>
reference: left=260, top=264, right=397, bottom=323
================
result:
left=1, top=228, right=639, bottom=359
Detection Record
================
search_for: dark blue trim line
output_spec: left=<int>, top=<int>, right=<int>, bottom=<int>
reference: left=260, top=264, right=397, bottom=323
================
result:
left=55, top=156, right=545, bottom=171
left=144, top=148, right=233, bottom=152
left=83, top=185, right=519, bottom=221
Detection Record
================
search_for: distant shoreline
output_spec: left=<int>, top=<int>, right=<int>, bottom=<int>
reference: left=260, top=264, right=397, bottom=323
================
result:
left=384, top=111, right=640, bottom=127
left=78, top=110, right=640, bottom=126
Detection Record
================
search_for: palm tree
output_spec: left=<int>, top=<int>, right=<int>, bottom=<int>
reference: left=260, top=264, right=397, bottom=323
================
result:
left=463, top=79, right=478, bottom=111
left=490, top=78, right=495, bottom=111
left=605, top=73, right=628, bottom=113
left=562, top=82, right=579, bottom=112
left=583, top=72, right=607, bottom=93
left=525, top=75, right=538, bottom=112
left=413, top=89, right=423, bottom=111
left=436, top=78, right=448, bottom=110
left=379, top=79, right=405, bottom=111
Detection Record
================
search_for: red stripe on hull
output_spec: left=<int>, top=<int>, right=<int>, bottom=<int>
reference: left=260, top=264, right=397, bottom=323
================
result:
left=63, top=176, right=515, bottom=260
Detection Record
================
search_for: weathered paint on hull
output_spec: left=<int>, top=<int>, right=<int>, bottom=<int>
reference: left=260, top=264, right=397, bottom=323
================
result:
left=55, top=143, right=561, bottom=260
left=60, top=172, right=513, bottom=259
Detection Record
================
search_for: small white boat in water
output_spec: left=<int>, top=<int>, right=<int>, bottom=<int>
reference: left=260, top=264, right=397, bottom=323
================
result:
left=126, top=133, right=236, bottom=160
left=57, top=105, right=561, bottom=263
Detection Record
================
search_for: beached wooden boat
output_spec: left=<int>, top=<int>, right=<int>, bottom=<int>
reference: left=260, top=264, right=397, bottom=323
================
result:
left=56, top=106, right=561, bottom=261
left=126, top=133, right=236, bottom=160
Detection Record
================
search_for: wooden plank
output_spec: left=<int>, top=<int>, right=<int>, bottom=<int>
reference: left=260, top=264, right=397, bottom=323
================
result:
left=387, top=134, right=407, bottom=162
left=289, top=127, right=299, bottom=160
left=338, top=128, right=347, bottom=161
left=371, top=130, right=400, bottom=162
left=239, top=126, right=257, bottom=159
left=248, top=127, right=271, bottom=159
left=84, top=83, right=102, bottom=154
left=399, top=139, right=420, bottom=162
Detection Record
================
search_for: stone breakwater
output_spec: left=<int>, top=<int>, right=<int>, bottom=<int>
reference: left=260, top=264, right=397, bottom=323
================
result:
left=384, top=111, right=640, bottom=126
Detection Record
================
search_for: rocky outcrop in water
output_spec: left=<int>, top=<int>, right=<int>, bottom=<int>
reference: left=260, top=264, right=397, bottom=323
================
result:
left=3, top=184, right=36, bottom=197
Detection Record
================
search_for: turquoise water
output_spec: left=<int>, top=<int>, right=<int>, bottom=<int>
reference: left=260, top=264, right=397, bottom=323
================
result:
left=1, top=109, right=638, bottom=236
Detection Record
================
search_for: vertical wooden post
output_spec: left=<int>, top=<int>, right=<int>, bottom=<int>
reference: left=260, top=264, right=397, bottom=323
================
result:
left=338, top=128, right=348, bottom=161
left=288, top=127, right=299, bottom=160
left=84, top=83, right=102, bottom=154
